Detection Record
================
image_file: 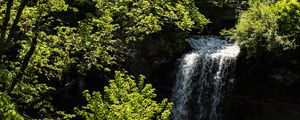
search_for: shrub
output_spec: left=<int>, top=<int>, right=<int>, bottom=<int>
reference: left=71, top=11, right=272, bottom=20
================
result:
left=75, top=71, right=173, bottom=120
left=227, top=0, right=299, bottom=58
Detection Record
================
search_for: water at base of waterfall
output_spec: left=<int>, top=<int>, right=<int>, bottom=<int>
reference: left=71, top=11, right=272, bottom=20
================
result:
left=171, top=37, right=240, bottom=120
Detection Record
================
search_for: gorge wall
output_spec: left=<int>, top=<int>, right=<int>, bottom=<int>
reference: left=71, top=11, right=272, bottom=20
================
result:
left=125, top=35, right=300, bottom=120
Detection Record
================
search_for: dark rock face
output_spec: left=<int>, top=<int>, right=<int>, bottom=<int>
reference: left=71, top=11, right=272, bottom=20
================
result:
left=123, top=30, right=192, bottom=100
left=224, top=95, right=300, bottom=120
left=195, top=1, right=239, bottom=35
left=223, top=50, right=300, bottom=120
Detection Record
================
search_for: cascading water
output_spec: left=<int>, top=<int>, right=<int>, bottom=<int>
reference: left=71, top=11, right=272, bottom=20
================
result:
left=171, top=37, right=240, bottom=120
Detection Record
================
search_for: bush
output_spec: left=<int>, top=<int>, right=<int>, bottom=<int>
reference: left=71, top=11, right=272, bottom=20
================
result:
left=75, top=71, right=173, bottom=120
left=227, top=0, right=300, bottom=58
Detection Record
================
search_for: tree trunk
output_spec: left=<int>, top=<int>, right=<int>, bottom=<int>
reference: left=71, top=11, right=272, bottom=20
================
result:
left=4, top=0, right=28, bottom=48
left=0, top=0, right=14, bottom=49
left=7, top=37, right=37, bottom=95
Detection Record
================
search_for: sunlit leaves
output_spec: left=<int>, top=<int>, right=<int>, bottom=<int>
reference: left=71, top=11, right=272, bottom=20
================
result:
left=0, top=0, right=75, bottom=117
left=0, top=0, right=208, bottom=119
left=0, top=92, right=24, bottom=120
left=75, top=71, right=173, bottom=120
left=228, top=0, right=300, bottom=58
left=93, top=0, right=209, bottom=42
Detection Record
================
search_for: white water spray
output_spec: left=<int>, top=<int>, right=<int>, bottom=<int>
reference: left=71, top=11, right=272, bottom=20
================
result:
left=171, top=37, right=240, bottom=120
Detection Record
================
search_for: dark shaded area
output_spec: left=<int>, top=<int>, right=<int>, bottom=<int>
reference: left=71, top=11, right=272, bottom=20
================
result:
left=123, top=28, right=192, bottom=101
left=223, top=48, right=300, bottom=120
left=195, top=0, right=243, bottom=35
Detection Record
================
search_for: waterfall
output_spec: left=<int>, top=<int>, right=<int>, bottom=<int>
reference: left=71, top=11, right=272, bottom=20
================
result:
left=171, top=37, right=240, bottom=120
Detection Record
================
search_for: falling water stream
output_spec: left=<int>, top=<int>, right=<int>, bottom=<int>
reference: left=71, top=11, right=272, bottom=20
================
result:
left=171, top=37, right=240, bottom=120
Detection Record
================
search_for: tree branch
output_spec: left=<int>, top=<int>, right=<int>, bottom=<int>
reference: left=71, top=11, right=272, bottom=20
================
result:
left=0, top=0, right=28, bottom=60
left=0, top=0, right=14, bottom=48
left=7, top=37, right=37, bottom=95
left=4, top=0, right=28, bottom=48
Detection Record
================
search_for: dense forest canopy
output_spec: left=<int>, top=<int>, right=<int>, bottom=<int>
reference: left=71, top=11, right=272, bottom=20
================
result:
left=0, top=0, right=299, bottom=119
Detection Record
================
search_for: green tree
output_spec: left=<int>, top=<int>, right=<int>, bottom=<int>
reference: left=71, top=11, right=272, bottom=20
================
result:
left=226, top=0, right=300, bottom=58
left=0, top=0, right=208, bottom=118
left=75, top=71, right=173, bottom=120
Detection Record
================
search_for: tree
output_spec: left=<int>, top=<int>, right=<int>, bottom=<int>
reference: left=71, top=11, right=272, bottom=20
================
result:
left=0, top=0, right=208, bottom=119
left=226, top=0, right=299, bottom=58
left=75, top=71, right=173, bottom=120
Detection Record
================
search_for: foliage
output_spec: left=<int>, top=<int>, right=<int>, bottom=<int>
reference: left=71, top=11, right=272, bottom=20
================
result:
left=225, top=0, right=300, bottom=58
left=0, top=92, right=24, bottom=120
left=75, top=71, right=173, bottom=120
left=196, top=0, right=249, bottom=9
left=0, top=0, right=208, bottom=119
left=0, top=0, right=78, bottom=117
left=90, top=0, right=210, bottom=42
